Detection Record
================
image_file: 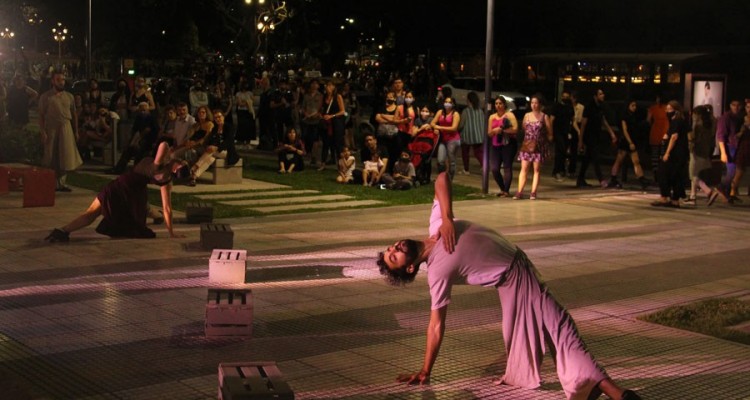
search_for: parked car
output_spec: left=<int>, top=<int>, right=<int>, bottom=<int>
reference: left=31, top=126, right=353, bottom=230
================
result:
left=71, top=79, right=117, bottom=106
left=439, top=77, right=529, bottom=113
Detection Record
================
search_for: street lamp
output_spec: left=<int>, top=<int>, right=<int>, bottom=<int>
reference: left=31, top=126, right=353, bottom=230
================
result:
left=52, top=22, right=67, bottom=60
left=1, top=28, right=16, bottom=70
left=0, top=27, right=14, bottom=40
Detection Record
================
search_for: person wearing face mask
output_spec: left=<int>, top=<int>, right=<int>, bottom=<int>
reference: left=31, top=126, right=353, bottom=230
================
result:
left=430, top=96, right=462, bottom=180
left=381, top=150, right=417, bottom=190
left=397, top=91, right=418, bottom=147
left=376, top=91, right=408, bottom=173
left=651, top=101, right=689, bottom=208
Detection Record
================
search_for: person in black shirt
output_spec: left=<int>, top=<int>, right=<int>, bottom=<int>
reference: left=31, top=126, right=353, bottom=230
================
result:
left=577, top=89, right=616, bottom=187
left=651, top=101, right=689, bottom=208
left=549, top=91, right=574, bottom=181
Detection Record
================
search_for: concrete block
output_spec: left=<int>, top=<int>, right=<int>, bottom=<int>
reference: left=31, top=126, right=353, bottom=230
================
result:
left=209, top=249, right=247, bottom=284
left=201, top=223, right=233, bottom=250
left=218, top=361, right=294, bottom=399
left=212, top=158, right=243, bottom=185
left=206, top=289, right=253, bottom=338
left=186, top=201, right=214, bottom=224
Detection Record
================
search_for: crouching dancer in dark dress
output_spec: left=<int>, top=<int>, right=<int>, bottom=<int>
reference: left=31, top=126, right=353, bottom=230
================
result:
left=377, top=171, right=641, bottom=400
left=45, top=142, right=189, bottom=242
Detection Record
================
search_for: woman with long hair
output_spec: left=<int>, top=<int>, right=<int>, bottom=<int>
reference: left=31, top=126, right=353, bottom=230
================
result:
left=430, top=96, right=461, bottom=180
left=487, top=96, right=518, bottom=196
left=320, top=80, right=346, bottom=170
left=514, top=95, right=552, bottom=200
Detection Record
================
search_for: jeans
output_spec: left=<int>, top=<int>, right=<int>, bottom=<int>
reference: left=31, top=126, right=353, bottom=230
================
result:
left=437, top=139, right=460, bottom=179
left=490, top=140, right=517, bottom=193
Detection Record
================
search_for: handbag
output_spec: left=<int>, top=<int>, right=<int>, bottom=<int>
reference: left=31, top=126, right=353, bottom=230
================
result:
left=520, top=138, right=537, bottom=153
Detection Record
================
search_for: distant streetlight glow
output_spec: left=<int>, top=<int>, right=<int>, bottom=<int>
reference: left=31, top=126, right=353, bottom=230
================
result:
left=52, top=22, right=68, bottom=60
left=0, top=28, right=15, bottom=39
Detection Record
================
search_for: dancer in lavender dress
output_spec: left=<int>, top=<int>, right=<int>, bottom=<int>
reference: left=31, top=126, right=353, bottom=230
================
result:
left=377, top=172, right=641, bottom=400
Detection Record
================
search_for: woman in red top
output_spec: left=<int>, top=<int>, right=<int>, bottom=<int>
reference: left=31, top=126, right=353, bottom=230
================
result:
left=430, top=96, right=461, bottom=180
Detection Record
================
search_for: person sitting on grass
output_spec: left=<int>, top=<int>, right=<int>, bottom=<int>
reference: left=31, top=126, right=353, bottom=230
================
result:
left=381, top=150, right=416, bottom=190
left=363, top=151, right=384, bottom=187
left=337, top=146, right=356, bottom=184
left=276, top=127, right=305, bottom=174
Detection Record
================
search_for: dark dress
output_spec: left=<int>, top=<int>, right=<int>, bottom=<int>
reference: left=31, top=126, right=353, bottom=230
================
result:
left=96, top=158, right=171, bottom=238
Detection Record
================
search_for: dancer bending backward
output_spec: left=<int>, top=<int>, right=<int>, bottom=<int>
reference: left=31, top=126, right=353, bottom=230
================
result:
left=514, top=95, right=552, bottom=200
left=45, top=142, right=189, bottom=242
left=377, top=171, right=641, bottom=400
left=487, top=96, right=519, bottom=197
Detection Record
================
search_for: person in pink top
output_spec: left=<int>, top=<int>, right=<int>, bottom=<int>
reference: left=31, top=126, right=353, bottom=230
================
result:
left=377, top=172, right=641, bottom=400
left=430, top=96, right=461, bottom=180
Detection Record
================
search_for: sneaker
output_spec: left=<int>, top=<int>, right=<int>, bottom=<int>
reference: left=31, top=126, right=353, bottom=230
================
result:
left=45, top=228, right=69, bottom=243
left=55, top=186, right=73, bottom=192
left=576, top=180, right=592, bottom=188
left=530, top=192, right=537, bottom=200
left=460, top=169, right=470, bottom=175
left=512, top=192, right=523, bottom=200
left=496, top=191, right=509, bottom=197
left=554, top=173, right=565, bottom=182
left=684, top=197, right=696, bottom=206
left=187, top=178, right=196, bottom=187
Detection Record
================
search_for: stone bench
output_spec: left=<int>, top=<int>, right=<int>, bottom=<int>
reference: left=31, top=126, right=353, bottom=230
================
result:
left=210, top=158, right=243, bottom=185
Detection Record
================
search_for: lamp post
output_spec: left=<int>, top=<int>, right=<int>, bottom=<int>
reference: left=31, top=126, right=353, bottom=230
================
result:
left=52, top=22, right=68, bottom=61
left=1, top=28, right=16, bottom=70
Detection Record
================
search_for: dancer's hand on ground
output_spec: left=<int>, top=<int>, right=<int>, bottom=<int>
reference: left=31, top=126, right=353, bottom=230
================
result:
left=437, top=220, right=455, bottom=253
left=396, top=371, right=430, bottom=385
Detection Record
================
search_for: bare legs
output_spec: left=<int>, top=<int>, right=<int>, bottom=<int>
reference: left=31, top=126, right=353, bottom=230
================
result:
left=61, top=198, right=103, bottom=234
left=515, top=160, right=541, bottom=197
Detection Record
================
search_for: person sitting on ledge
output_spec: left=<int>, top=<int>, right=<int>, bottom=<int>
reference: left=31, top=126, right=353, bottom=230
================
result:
left=377, top=171, right=641, bottom=400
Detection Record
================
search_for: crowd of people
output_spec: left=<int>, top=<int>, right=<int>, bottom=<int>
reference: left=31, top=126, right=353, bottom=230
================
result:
left=2, top=66, right=748, bottom=238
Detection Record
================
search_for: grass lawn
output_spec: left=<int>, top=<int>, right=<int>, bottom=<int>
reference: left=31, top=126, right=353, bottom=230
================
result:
left=68, top=153, right=481, bottom=218
left=638, top=297, right=750, bottom=346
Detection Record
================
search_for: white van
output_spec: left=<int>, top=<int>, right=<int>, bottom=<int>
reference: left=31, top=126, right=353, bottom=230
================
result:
left=439, top=77, right=529, bottom=112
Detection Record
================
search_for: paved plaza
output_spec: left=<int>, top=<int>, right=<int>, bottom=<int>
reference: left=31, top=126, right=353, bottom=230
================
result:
left=1, top=163, right=749, bottom=399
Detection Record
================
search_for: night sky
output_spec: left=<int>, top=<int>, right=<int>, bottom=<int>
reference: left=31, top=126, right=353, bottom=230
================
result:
left=3, top=1, right=748, bottom=62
